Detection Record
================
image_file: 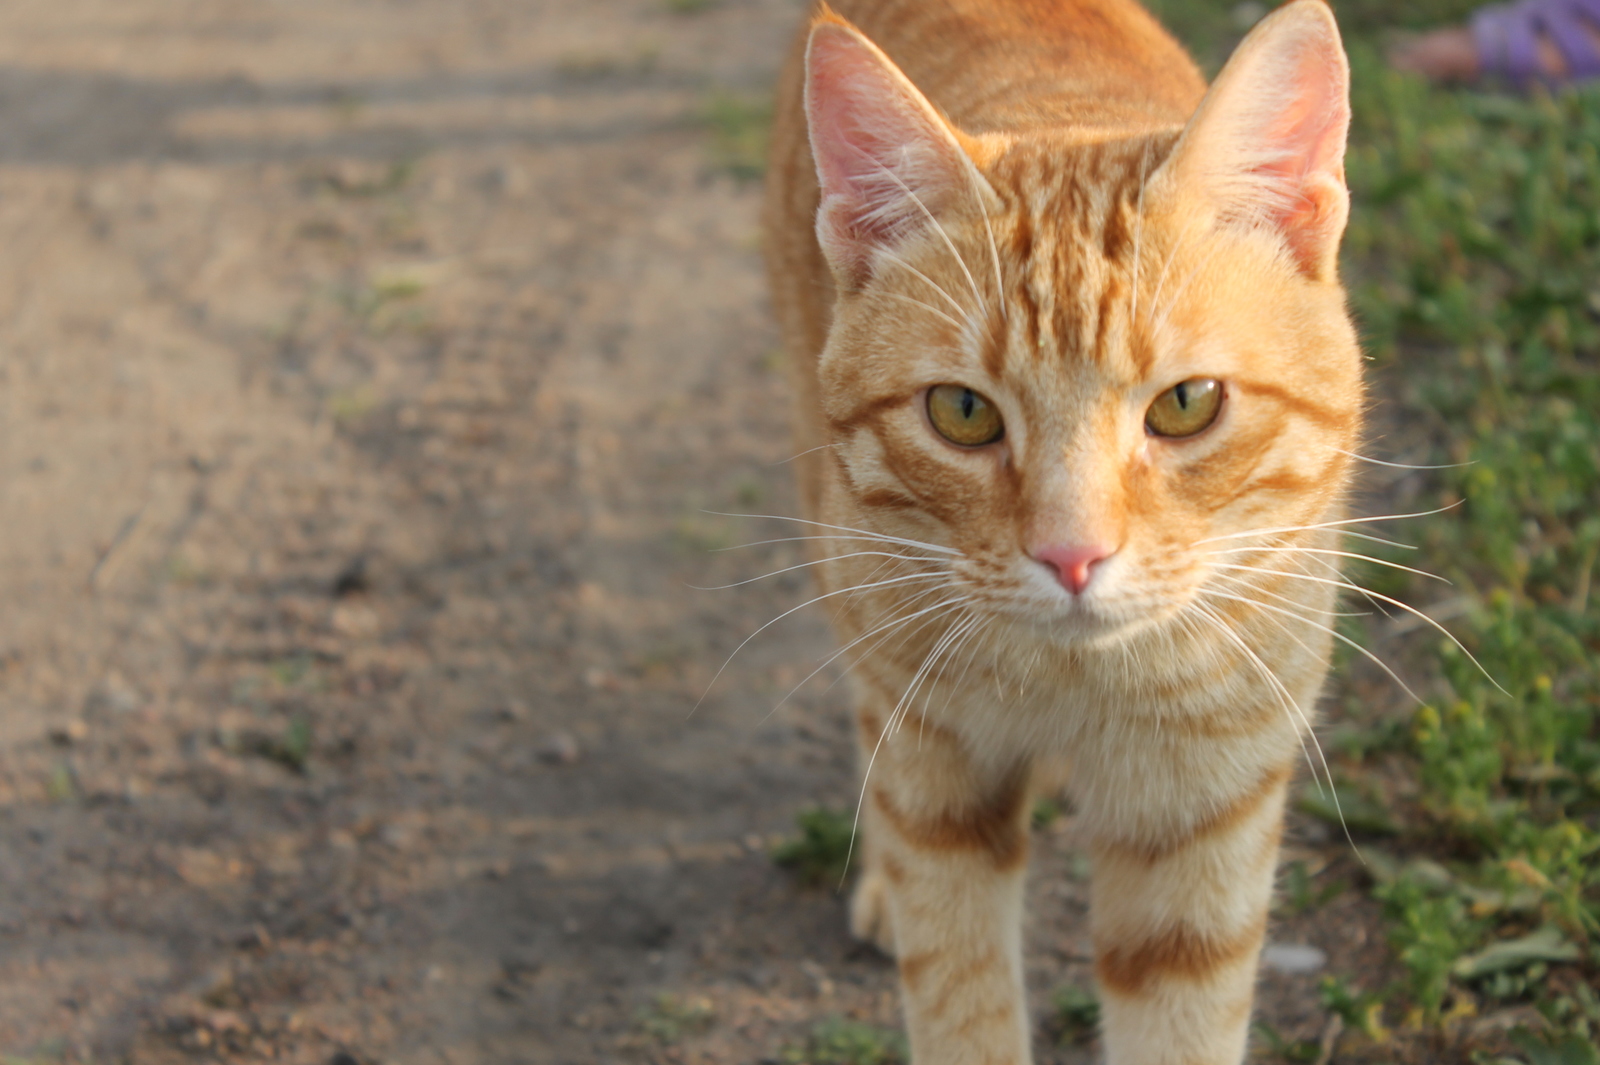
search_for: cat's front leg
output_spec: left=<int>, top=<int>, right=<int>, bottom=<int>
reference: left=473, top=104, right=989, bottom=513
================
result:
left=1086, top=758, right=1292, bottom=1065
left=852, top=703, right=1034, bottom=1065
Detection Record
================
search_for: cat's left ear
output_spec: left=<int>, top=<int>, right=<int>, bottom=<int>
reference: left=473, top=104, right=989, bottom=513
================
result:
left=1158, top=0, right=1350, bottom=281
left=804, top=14, right=992, bottom=291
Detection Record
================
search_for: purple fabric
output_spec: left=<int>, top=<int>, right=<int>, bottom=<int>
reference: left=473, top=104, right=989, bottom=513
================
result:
left=1473, top=0, right=1600, bottom=86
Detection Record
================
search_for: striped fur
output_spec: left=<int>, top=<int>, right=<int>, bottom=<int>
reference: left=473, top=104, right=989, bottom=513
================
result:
left=763, top=2, right=1360, bottom=1061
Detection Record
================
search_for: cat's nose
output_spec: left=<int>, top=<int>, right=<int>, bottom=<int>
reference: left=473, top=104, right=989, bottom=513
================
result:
left=1032, top=544, right=1113, bottom=595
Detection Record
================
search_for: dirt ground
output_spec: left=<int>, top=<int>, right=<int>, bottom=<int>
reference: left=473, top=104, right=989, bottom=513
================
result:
left=0, top=2, right=1414, bottom=1062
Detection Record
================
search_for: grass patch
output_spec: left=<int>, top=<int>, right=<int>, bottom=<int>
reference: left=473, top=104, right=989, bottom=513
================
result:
left=1052, top=984, right=1100, bottom=1043
left=1030, top=795, right=1062, bottom=830
left=1333, top=46, right=1600, bottom=1040
left=780, top=1018, right=906, bottom=1065
left=702, top=91, right=771, bottom=181
left=772, top=806, right=856, bottom=886
left=636, top=992, right=715, bottom=1044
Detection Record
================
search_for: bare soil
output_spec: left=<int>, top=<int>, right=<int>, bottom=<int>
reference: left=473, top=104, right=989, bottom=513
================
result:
left=0, top=2, right=1423, bottom=1063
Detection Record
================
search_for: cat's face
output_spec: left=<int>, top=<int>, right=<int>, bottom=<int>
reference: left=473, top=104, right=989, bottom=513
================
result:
left=805, top=9, right=1360, bottom=646
left=818, top=149, right=1362, bottom=644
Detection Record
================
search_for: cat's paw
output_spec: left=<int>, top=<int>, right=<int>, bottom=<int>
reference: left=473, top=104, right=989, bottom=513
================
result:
left=849, top=869, right=896, bottom=956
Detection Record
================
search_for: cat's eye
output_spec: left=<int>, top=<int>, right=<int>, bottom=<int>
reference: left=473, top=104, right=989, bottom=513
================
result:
left=1145, top=378, right=1223, bottom=438
left=927, top=385, right=1004, bottom=447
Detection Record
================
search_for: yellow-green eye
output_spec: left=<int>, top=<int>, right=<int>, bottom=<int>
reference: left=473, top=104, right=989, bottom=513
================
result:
left=927, top=385, right=1004, bottom=447
left=1145, top=378, right=1223, bottom=438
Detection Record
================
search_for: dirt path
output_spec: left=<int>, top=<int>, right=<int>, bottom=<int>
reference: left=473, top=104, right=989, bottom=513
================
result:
left=0, top=2, right=1373, bottom=1062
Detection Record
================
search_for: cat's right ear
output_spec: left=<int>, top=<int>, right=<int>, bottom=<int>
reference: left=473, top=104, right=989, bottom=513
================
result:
left=805, top=15, right=986, bottom=291
left=1156, top=0, right=1351, bottom=281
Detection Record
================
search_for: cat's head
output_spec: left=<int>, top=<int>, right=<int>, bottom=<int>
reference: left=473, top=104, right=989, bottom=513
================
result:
left=805, top=0, right=1363, bottom=645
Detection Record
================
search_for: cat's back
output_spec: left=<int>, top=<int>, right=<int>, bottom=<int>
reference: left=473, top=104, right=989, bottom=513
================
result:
left=763, top=0, right=1206, bottom=513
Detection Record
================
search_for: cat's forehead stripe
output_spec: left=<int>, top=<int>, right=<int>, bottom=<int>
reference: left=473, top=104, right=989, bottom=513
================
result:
left=987, top=139, right=1156, bottom=376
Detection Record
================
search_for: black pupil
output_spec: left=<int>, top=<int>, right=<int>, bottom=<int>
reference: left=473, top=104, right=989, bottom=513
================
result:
left=961, top=390, right=976, bottom=419
left=1174, top=382, right=1190, bottom=409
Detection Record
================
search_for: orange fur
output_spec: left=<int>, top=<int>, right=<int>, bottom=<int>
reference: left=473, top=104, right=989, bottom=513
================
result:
left=763, top=1, right=1361, bottom=1061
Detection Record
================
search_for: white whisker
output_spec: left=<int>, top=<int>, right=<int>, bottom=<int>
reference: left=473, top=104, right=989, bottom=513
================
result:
left=864, top=156, right=988, bottom=318
left=1203, top=546, right=1450, bottom=585
left=764, top=591, right=969, bottom=722
left=875, top=247, right=971, bottom=321
left=1211, top=570, right=1368, bottom=618
left=713, top=533, right=950, bottom=558
left=881, top=291, right=965, bottom=332
left=933, top=614, right=992, bottom=722
left=980, top=204, right=1008, bottom=321
left=1128, top=137, right=1153, bottom=328
left=905, top=613, right=984, bottom=742
left=690, top=550, right=939, bottom=591
left=766, top=443, right=839, bottom=467
left=846, top=606, right=973, bottom=887
left=1148, top=240, right=1227, bottom=341
left=1188, top=505, right=1462, bottom=547
left=1201, top=587, right=1425, bottom=707
left=824, top=586, right=964, bottom=698
left=917, top=613, right=988, bottom=747
left=702, top=511, right=962, bottom=556
left=1145, top=209, right=1207, bottom=326
left=1185, top=600, right=1328, bottom=793
left=691, top=570, right=948, bottom=716
left=1209, top=562, right=1505, bottom=694
left=1328, top=446, right=1470, bottom=471
left=1188, top=598, right=1360, bottom=855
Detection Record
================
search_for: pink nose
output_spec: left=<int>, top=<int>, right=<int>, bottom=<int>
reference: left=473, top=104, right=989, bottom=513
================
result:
left=1033, top=544, right=1113, bottom=595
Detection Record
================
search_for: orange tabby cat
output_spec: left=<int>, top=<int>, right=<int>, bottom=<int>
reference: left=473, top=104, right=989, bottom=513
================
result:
left=763, top=0, right=1359, bottom=1060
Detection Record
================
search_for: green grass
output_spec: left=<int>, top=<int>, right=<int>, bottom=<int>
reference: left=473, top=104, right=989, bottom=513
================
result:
left=1052, top=984, right=1101, bottom=1043
left=702, top=91, right=772, bottom=181
left=773, top=806, right=857, bottom=886
left=1333, top=42, right=1599, bottom=1053
left=636, top=993, right=715, bottom=1044
left=780, top=1018, right=907, bottom=1065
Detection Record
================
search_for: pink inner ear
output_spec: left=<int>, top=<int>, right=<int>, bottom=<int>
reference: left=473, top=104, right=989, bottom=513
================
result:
left=1248, top=32, right=1350, bottom=276
left=1173, top=3, right=1352, bottom=279
left=805, top=24, right=969, bottom=283
left=1255, top=41, right=1347, bottom=188
left=808, top=36, right=906, bottom=247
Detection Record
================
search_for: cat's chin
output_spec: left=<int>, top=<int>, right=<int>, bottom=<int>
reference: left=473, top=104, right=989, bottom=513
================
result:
left=996, top=597, right=1176, bottom=650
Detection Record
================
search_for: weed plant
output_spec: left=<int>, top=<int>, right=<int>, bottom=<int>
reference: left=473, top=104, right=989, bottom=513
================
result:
left=780, top=1018, right=907, bottom=1065
left=1326, top=35, right=1600, bottom=1049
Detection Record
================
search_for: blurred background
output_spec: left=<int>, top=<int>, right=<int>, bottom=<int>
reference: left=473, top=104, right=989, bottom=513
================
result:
left=0, top=1, right=1594, bottom=1063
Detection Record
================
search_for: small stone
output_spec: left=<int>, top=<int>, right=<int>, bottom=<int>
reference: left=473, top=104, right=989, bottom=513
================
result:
left=206, top=1009, right=248, bottom=1033
left=330, top=556, right=368, bottom=598
left=330, top=602, right=379, bottom=639
left=48, top=720, right=88, bottom=746
left=380, top=823, right=415, bottom=850
left=492, top=699, right=527, bottom=722
left=538, top=732, right=580, bottom=765
left=1261, top=942, right=1327, bottom=974
left=94, top=673, right=141, bottom=714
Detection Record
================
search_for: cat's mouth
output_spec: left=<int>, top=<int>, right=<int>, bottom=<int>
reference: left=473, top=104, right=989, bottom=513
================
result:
left=975, top=576, right=1175, bottom=649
